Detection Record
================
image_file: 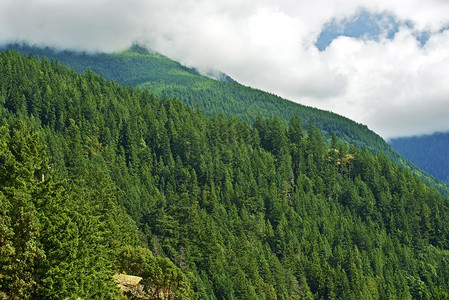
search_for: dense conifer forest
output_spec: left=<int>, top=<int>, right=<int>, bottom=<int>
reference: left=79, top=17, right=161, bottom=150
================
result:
left=2, top=50, right=449, bottom=299
left=7, top=43, right=448, bottom=197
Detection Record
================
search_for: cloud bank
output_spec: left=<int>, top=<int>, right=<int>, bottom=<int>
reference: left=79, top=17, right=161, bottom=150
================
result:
left=1, top=0, right=449, bottom=138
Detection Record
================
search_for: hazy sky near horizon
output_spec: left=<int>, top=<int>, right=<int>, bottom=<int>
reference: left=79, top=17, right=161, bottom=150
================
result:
left=1, top=0, right=449, bottom=139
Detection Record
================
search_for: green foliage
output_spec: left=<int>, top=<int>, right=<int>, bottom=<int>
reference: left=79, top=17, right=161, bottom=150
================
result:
left=0, top=121, right=125, bottom=299
left=7, top=43, right=449, bottom=197
left=1, top=49, right=449, bottom=299
left=116, top=246, right=196, bottom=299
left=0, top=123, right=46, bottom=298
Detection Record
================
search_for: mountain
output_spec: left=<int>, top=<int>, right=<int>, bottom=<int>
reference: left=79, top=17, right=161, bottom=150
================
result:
left=390, top=131, right=449, bottom=183
left=3, top=44, right=381, bottom=148
left=0, top=50, right=194, bottom=299
left=5, top=43, right=449, bottom=197
left=2, top=49, right=449, bottom=299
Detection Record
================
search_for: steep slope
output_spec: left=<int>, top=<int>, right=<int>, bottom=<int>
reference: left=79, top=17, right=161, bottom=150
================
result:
left=0, top=51, right=194, bottom=299
left=6, top=43, right=448, bottom=197
left=2, top=50, right=449, bottom=299
left=390, top=131, right=449, bottom=183
left=0, top=44, right=390, bottom=149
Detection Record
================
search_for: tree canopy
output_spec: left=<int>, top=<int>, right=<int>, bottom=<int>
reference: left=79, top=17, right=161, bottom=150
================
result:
left=1, top=50, right=449, bottom=299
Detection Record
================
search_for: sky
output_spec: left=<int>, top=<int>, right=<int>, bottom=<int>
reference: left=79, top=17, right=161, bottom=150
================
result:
left=1, top=0, right=449, bottom=139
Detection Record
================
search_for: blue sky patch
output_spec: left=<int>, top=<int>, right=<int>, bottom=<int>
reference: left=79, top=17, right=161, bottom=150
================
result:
left=315, top=10, right=401, bottom=50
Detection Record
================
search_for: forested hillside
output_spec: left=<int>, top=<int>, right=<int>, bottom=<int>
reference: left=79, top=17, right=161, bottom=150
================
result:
left=2, top=50, right=449, bottom=299
left=390, top=132, right=449, bottom=183
left=7, top=43, right=448, bottom=197
left=1, top=44, right=385, bottom=150
left=0, top=52, right=194, bottom=299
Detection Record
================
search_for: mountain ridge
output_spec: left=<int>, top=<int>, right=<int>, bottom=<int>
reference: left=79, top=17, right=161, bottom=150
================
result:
left=390, top=131, right=449, bottom=183
left=3, top=42, right=449, bottom=196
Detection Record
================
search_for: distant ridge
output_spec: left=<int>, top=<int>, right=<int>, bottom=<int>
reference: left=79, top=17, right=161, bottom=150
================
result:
left=390, top=131, right=449, bottom=183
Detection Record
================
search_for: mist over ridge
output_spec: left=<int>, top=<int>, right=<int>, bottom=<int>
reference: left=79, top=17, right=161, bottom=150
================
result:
left=1, top=0, right=449, bottom=138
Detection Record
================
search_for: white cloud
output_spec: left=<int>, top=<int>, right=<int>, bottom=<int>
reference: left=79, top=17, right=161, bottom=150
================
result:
left=1, top=0, right=449, bottom=138
left=320, top=27, right=449, bottom=138
left=0, top=0, right=146, bottom=52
